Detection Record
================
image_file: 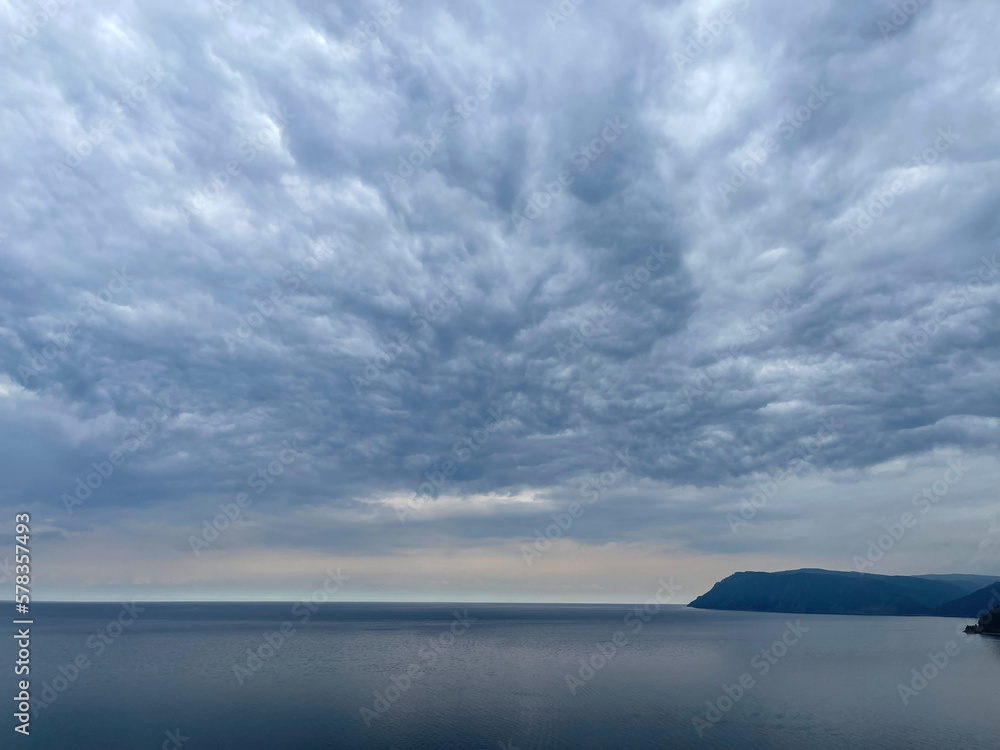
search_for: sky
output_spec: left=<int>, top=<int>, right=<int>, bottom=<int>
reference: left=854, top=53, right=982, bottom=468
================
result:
left=0, top=0, right=998, bottom=603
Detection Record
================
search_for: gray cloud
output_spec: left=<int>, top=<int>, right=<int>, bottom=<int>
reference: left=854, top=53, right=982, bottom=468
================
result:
left=1, top=0, right=998, bottom=599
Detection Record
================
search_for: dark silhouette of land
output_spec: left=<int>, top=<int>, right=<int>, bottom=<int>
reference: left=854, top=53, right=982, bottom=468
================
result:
left=689, top=569, right=1000, bottom=621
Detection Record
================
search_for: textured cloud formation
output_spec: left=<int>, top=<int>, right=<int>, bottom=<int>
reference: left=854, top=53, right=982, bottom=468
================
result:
left=1, top=0, right=998, bottom=601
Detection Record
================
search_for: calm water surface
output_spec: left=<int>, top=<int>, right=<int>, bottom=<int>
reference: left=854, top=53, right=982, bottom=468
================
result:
left=9, top=603, right=1000, bottom=749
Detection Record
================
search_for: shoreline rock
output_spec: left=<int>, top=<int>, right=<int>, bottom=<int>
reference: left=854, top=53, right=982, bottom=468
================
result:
left=964, top=603, right=1000, bottom=635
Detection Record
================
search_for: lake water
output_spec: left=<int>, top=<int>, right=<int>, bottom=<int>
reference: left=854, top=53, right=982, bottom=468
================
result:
left=11, top=602, right=1000, bottom=749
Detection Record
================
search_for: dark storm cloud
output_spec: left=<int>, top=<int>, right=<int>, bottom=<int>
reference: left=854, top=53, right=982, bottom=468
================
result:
left=0, top=0, right=998, bottom=589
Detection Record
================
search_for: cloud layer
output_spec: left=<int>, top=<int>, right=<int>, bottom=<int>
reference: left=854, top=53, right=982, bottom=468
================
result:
left=1, top=0, right=998, bottom=600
